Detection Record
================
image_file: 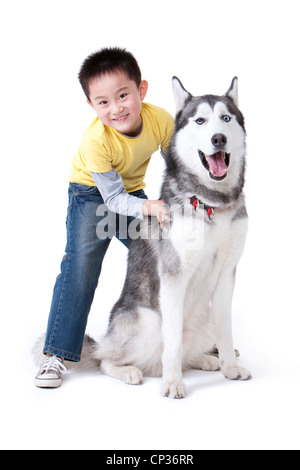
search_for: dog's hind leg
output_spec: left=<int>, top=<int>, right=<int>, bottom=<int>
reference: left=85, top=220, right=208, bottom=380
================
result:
left=101, top=360, right=144, bottom=385
left=191, top=355, right=221, bottom=372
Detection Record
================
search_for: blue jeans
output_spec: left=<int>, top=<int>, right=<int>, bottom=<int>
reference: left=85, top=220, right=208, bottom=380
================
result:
left=43, top=183, right=148, bottom=362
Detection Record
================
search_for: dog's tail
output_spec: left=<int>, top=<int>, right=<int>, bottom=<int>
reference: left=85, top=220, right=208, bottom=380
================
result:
left=32, top=334, right=100, bottom=371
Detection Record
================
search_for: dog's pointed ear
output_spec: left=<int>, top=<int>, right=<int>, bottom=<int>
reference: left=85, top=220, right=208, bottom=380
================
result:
left=172, top=77, right=192, bottom=114
left=225, top=77, right=239, bottom=106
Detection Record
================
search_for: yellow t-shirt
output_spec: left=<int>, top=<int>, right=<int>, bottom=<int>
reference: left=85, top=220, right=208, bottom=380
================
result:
left=69, top=103, right=174, bottom=192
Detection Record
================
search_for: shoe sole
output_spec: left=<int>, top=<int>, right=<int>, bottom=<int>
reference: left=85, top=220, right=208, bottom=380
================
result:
left=34, top=378, right=62, bottom=389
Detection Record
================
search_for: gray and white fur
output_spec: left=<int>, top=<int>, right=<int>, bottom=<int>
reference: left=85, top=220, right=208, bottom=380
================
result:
left=34, top=77, right=252, bottom=398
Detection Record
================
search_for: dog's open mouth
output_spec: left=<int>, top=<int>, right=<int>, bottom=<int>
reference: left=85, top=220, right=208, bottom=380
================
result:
left=199, top=150, right=230, bottom=181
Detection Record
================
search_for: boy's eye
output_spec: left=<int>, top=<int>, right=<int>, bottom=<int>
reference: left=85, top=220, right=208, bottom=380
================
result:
left=119, top=94, right=127, bottom=100
left=99, top=100, right=107, bottom=106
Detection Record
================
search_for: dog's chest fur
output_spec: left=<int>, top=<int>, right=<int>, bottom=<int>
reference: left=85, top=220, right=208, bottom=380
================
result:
left=162, top=201, right=247, bottom=287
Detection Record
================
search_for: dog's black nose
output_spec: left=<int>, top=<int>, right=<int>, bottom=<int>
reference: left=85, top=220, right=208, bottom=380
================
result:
left=211, top=133, right=227, bottom=148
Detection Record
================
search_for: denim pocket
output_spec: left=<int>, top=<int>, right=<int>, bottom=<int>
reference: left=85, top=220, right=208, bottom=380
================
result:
left=70, top=183, right=98, bottom=195
left=129, top=189, right=148, bottom=200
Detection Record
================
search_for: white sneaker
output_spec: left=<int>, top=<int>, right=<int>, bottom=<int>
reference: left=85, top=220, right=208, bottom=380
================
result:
left=35, top=356, right=66, bottom=389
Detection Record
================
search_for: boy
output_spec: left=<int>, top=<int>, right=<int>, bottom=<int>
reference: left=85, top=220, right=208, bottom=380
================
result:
left=35, top=47, right=174, bottom=388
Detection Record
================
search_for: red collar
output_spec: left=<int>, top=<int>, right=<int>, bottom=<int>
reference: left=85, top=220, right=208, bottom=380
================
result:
left=189, top=196, right=215, bottom=220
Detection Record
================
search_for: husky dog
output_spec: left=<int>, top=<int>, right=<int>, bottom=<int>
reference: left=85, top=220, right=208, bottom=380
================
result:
left=34, top=77, right=252, bottom=398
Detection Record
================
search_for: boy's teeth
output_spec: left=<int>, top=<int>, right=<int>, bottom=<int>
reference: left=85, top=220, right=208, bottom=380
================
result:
left=115, top=115, right=128, bottom=121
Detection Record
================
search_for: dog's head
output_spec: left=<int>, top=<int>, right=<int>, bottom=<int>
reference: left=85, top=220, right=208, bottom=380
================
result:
left=171, top=77, right=246, bottom=189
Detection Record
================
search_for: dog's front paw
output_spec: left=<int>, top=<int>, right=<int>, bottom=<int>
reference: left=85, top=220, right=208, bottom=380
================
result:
left=223, top=365, right=252, bottom=381
left=161, top=380, right=187, bottom=399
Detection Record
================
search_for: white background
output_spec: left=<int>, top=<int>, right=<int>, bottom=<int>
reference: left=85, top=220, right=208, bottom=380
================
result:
left=1, top=0, right=300, bottom=451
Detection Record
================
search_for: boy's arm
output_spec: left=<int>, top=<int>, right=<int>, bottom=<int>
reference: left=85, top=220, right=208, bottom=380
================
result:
left=92, top=170, right=171, bottom=229
left=91, top=169, right=145, bottom=220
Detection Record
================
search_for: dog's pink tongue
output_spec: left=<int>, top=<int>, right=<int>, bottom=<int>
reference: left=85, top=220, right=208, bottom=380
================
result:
left=207, top=152, right=227, bottom=177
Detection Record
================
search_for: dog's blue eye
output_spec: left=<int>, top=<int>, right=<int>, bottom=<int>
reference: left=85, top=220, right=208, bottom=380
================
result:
left=223, top=115, right=231, bottom=122
left=196, top=118, right=205, bottom=125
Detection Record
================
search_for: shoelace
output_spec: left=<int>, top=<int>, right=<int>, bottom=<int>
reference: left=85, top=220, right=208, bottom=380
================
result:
left=41, top=356, right=67, bottom=374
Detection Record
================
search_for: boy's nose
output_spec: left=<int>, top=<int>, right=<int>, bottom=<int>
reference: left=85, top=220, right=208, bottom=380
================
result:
left=112, top=104, right=124, bottom=116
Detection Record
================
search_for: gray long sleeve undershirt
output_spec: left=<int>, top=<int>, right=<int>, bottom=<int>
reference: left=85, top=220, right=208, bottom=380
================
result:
left=91, top=150, right=168, bottom=221
left=91, top=169, right=146, bottom=220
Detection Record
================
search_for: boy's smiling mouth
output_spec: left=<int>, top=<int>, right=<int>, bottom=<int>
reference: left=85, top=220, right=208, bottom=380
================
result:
left=113, top=114, right=129, bottom=123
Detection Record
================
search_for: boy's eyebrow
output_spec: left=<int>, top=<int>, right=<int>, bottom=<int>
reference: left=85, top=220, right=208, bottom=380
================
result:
left=94, top=86, right=130, bottom=101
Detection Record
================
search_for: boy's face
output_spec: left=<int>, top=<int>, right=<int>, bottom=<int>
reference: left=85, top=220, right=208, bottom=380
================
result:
left=88, top=71, right=148, bottom=137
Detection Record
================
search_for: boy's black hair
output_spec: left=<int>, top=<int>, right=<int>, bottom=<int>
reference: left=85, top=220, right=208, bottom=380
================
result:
left=78, top=47, right=142, bottom=101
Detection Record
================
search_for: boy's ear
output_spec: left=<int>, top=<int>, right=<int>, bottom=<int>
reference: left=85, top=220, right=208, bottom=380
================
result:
left=87, top=99, right=94, bottom=109
left=139, top=80, right=148, bottom=101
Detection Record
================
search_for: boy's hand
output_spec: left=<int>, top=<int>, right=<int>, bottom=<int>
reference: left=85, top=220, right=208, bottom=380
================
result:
left=143, top=200, right=172, bottom=230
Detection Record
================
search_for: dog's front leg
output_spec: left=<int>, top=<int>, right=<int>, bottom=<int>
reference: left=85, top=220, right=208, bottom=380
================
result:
left=212, top=269, right=252, bottom=381
left=160, top=277, right=187, bottom=399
